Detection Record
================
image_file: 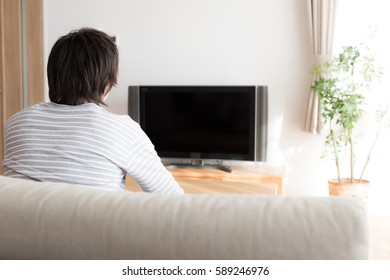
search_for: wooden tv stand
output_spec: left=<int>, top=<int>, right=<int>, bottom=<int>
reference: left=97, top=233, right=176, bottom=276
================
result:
left=126, top=165, right=285, bottom=195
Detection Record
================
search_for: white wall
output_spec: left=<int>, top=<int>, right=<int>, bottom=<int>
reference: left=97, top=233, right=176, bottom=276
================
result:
left=44, top=0, right=334, bottom=196
left=333, top=0, right=390, bottom=214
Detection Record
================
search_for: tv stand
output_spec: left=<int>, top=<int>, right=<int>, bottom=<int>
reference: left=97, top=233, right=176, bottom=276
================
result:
left=126, top=164, right=285, bottom=195
left=165, top=160, right=232, bottom=173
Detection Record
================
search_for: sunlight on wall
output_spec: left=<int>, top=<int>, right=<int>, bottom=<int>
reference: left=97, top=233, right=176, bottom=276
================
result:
left=335, top=0, right=390, bottom=99
left=335, top=0, right=390, bottom=214
left=267, top=114, right=287, bottom=166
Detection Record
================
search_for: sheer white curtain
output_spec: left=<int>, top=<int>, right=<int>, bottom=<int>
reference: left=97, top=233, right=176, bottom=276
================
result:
left=304, top=0, right=338, bottom=134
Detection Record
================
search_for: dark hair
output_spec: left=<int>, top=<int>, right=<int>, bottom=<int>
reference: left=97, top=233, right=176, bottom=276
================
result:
left=47, top=28, right=118, bottom=105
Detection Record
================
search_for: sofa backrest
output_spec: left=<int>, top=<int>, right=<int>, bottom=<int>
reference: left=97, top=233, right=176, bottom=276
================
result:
left=0, top=176, right=369, bottom=259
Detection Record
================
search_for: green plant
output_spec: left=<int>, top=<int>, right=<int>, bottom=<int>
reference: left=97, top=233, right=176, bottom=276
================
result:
left=311, top=43, right=386, bottom=184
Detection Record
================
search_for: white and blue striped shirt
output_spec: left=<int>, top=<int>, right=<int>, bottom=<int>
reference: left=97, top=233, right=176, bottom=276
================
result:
left=3, top=102, right=183, bottom=194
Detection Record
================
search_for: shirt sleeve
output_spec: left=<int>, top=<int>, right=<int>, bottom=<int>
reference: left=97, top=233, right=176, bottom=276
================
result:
left=125, top=131, right=184, bottom=195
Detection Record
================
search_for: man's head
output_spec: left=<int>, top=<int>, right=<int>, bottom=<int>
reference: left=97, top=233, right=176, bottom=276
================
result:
left=47, top=28, right=118, bottom=105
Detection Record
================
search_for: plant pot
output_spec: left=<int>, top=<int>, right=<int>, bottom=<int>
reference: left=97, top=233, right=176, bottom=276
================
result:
left=328, top=178, right=370, bottom=205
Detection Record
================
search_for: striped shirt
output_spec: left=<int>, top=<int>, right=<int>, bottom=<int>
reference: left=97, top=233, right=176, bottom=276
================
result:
left=3, top=102, right=184, bottom=194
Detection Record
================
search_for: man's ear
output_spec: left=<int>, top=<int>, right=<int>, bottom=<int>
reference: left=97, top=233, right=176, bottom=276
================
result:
left=101, top=85, right=111, bottom=102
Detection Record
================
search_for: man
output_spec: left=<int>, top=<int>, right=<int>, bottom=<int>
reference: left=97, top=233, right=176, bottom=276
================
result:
left=3, top=27, right=183, bottom=194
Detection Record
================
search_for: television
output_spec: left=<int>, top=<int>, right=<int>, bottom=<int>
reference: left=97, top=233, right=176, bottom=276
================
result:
left=128, top=86, right=268, bottom=171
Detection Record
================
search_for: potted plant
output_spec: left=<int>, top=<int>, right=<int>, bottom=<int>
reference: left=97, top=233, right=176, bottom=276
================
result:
left=311, top=42, right=387, bottom=203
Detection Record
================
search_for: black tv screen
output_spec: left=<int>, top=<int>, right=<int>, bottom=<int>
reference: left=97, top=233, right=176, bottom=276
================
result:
left=128, top=85, right=268, bottom=163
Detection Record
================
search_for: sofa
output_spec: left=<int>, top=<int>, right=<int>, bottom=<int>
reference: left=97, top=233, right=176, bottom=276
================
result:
left=0, top=175, right=369, bottom=259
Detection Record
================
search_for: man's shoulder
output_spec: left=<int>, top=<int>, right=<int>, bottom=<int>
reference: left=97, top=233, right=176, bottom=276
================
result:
left=98, top=107, right=140, bottom=128
left=7, top=102, right=45, bottom=121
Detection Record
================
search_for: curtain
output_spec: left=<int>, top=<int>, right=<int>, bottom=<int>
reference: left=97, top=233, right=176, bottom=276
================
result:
left=304, top=0, right=338, bottom=134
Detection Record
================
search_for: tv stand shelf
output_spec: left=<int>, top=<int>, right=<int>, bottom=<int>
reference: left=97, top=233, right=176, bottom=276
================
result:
left=126, top=165, right=285, bottom=195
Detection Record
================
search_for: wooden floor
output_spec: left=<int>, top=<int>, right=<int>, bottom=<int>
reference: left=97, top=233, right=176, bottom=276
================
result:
left=370, top=215, right=390, bottom=259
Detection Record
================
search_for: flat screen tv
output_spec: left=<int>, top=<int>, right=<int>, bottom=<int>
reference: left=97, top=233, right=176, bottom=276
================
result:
left=128, top=85, right=267, bottom=171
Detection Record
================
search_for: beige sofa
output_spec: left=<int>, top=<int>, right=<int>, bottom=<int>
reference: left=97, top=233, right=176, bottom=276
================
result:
left=0, top=176, right=369, bottom=259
